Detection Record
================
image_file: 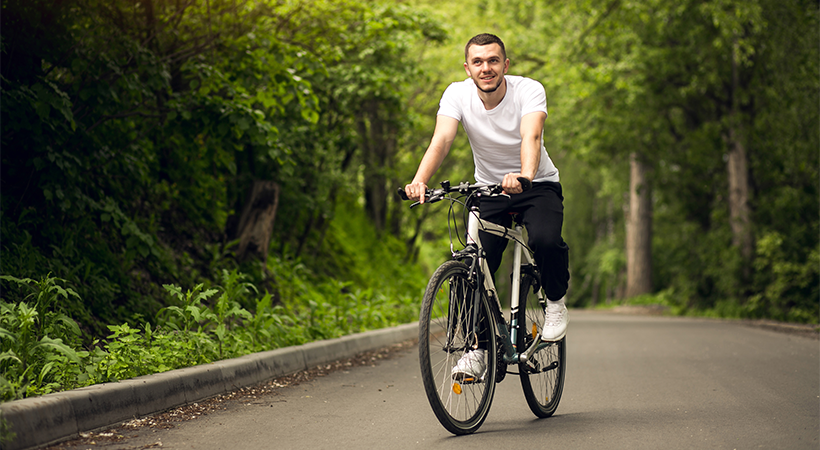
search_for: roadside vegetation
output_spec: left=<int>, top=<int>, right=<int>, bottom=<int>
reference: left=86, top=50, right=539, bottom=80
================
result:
left=0, top=203, right=424, bottom=401
left=1, top=0, right=817, bottom=401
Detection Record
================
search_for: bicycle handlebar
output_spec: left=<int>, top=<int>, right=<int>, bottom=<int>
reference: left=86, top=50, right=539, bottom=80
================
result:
left=397, top=178, right=532, bottom=208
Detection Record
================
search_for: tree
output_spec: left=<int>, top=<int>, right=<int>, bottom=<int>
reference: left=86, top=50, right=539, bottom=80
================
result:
left=0, top=0, right=448, bottom=334
left=446, top=0, right=818, bottom=321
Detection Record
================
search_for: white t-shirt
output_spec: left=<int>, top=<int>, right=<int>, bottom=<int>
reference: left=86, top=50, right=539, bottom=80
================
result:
left=437, top=75, right=559, bottom=184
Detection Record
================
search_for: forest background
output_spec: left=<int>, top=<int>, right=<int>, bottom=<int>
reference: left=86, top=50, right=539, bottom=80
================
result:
left=1, top=0, right=817, bottom=400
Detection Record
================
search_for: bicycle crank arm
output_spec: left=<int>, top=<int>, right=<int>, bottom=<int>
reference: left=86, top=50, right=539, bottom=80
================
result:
left=519, top=339, right=556, bottom=364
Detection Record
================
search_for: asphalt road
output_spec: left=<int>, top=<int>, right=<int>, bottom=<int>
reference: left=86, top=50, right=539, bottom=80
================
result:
left=49, top=311, right=819, bottom=450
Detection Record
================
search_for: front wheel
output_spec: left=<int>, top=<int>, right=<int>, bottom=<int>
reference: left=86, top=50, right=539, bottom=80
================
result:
left=418, top=260, right=497, bottom=435
left=517, top=272, right=566, bottom=418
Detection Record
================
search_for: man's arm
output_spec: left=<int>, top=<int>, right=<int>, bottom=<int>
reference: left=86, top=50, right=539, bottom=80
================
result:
left=405, top=115, right=459, bottom=203
left=501, top=111, right=546, bottom=194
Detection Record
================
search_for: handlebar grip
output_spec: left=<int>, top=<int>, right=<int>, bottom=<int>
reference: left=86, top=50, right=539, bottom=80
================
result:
left=398, top=186, right=431, bottom=208
left=517, top=177, right=532, bottom=192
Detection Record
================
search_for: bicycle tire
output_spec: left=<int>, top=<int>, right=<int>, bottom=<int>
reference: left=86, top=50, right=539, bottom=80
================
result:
left=516, top=272, right=566, bottom=418
left=418, top=260, right=498, bottom=435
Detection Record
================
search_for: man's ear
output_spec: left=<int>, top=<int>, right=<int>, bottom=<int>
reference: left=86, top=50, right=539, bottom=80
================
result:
left=463, top=62, right=470, bottom=76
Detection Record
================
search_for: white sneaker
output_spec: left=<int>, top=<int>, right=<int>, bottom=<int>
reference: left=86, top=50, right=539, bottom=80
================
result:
left=451, top=349, right=487, bottom=381
left=541, top=300, right=569, bottom=342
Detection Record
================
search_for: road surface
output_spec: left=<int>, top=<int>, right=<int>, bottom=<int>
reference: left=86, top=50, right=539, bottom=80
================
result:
left=48, top=311, right=819, bottom=449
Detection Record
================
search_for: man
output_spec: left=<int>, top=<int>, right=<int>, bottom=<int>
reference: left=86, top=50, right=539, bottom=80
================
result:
left=404, top=33, right=570, bottom=379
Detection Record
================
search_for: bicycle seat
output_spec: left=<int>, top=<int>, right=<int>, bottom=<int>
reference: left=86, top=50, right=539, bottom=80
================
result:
left=508, top=211, right=525, bottom=226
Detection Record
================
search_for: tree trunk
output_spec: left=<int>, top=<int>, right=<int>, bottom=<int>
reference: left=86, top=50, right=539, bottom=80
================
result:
left=625, top=152, right=653, bottom=298
left=727, top=131, right=752, bottom=255
left=234, top=181, right=280, bottom=261
left=356, top=98, right=399, bottom=234
left=727, top=38, right=754, bottom=275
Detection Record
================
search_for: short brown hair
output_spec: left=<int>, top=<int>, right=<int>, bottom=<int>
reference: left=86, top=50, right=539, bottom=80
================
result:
left=464, top=33, right=507, bottom=61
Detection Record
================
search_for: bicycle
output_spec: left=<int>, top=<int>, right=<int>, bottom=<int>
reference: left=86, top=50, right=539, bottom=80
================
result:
left=399, top=179, right=566, bottom=435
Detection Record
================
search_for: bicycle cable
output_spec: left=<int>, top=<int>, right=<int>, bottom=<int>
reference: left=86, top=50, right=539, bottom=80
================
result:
left=430, top=183, right=534, bottom=255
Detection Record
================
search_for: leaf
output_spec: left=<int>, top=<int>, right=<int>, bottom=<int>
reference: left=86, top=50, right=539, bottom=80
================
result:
left=0, top=275, right=35, bottom=286
left=0, top=351, right=22, bottom=366
left=163, top=284, right=184, bottom=301
left=186, top=305, right=202, bottom=322
left=0, top=327, right=17, bottom=344
left=55, top=314, right=82, bottom=336
left=36, top=337, right=81, bottom=365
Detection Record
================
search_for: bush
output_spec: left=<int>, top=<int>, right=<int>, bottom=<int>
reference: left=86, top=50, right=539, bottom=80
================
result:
left=0, top=261, right=423, bottom=401
left=0, top=275, right=84, bottom=400
left=748, top=232, right=820, bottom=323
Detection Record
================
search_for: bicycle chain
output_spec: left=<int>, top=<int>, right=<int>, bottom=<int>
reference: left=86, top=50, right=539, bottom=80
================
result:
left=495, top=337, right=507, bottom=383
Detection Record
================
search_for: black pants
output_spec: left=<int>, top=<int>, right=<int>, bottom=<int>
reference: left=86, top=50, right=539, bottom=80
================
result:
left=478, top=181, right=570, bottom=301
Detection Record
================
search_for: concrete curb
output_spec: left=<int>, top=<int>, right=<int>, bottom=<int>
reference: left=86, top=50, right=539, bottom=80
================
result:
left=0, top=322, right=419, bottom=450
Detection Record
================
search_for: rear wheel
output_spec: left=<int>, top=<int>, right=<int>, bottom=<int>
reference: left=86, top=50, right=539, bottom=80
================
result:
left=418, top=260, right=497, bottom=435
left=517, top=272, right=566, bottom=418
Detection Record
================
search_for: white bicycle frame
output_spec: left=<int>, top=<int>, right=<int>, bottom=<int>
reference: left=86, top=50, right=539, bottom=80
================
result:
left=465, top=209, right=548, bottom=364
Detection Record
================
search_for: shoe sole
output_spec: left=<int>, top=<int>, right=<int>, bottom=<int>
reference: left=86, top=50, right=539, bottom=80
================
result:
left=540, top=329, right=567, bottom=342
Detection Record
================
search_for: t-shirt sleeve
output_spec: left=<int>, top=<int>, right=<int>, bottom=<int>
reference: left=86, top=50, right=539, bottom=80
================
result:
left=519, top=79, right=548, bottom=118
left=436, top=82, right=463, bottom=121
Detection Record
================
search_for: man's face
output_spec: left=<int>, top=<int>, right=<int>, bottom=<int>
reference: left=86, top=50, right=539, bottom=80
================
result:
left=464, top=43, right=509, bottom=93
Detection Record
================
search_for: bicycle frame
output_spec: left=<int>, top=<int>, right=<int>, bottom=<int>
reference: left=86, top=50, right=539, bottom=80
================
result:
left=465, top=208, right=553, bottom=366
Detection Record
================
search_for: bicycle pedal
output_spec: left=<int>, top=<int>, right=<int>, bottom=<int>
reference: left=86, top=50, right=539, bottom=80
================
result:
left=452, top=372, right=481, bottom=385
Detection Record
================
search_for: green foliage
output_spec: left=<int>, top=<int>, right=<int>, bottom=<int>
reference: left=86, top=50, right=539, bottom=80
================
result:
left=748, top=233, right=820, bottom=323
left=158, top=284, right=220, bottom=333
left=392, top=0, right=818, bottom=323
left=1, top=0, right=444, bottom=340
left=0, top=192, right=427, bottom=401
left=0, top=244, right=424, bottom=401
left=0, top=275, right=84, bottom=401
left=269, top=200, right=425, bottom=341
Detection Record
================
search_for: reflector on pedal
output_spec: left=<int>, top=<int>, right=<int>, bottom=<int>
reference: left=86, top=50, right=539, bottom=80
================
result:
left=532, top=323, right=537, bottom=340
left=453, top=383, right=462, bottom=395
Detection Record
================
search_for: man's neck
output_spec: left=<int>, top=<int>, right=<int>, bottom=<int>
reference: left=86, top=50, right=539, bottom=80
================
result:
left=477, top=77, right=507, bottom=110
